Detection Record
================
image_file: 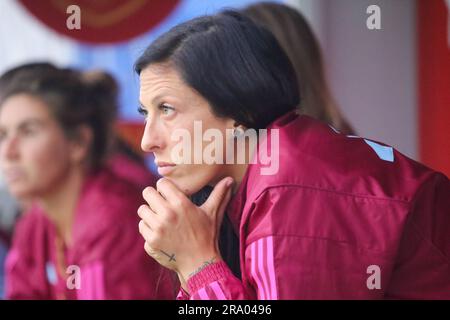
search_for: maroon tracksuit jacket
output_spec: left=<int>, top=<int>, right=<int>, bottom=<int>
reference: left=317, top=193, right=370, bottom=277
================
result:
left=179, top=111, right=450, bottom=300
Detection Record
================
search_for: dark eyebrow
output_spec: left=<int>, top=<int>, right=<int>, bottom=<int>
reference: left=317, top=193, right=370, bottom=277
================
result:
left=0, top=119, right=46, bottom=135
left=139, top=94, right=170, bottom=110
left=17, top=119, right=46, bottom=130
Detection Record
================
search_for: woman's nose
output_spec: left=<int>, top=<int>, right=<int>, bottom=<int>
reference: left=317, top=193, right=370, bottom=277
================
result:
left=141, top=119, right=164, bottom=153
left=0, top=135, right=20, bottom=161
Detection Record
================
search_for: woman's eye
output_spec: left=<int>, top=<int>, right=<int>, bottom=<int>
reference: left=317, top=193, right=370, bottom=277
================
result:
left=138, top=106, right=148, bottom=117
left=160, top=104, right=175, bottom=116
left=21, top=127, right=37, bottom=136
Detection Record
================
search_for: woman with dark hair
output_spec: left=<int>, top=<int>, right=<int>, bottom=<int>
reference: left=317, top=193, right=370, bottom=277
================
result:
left=136, top=11, right=449, bottom=299
left=0, top=64, right=174, bottom=299
left=242, top=2, right=354, bottom=135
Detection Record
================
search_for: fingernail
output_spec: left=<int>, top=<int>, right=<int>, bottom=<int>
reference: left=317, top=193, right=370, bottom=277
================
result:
left=225, top=177, right=234, bottom=188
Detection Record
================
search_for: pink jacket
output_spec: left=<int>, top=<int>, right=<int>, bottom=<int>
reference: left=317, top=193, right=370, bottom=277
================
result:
left=179, top=111, right=450, bottom=300
left=5, top=155, right=176, bottom=299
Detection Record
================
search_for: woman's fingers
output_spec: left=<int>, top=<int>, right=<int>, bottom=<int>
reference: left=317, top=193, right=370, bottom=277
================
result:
left=156, top=178, right=188, bottom=204
left=137, top=178, right=232, bottom=273
left=137, top=204, right=160, bottom=229
left=142, top=186, right=170, bottom=215
left=138, top=219, right=153, bottom=242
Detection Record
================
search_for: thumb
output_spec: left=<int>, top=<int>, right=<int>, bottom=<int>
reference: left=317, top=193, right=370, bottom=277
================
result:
left=201, top=177, right=234, bottom=218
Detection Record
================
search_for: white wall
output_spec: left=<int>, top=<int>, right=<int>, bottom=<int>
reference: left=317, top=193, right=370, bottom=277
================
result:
left=0, top=0, right=76, bottom=74
left=290, top=0, right=418, bottom=159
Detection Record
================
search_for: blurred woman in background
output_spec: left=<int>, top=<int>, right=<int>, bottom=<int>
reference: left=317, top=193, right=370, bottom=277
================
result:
left=243, top=2, right=354, bottom=135
left=0, top=63, right=174, bottom=299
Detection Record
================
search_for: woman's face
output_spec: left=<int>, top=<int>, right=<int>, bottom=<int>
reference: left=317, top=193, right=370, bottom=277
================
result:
left=139, top=63, right=235, bottom=196
left=0, top=94, right=78, bottom=198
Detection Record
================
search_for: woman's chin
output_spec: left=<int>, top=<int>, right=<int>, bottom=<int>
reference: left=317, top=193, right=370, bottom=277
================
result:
left=161, top=176, right=202, bottom=197
left=162, top=168, right=220, bottom=198
left=8, top=185, right=35, bottom=199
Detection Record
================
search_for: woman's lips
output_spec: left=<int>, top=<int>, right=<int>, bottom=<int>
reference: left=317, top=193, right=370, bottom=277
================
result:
left=3, top=168, right=25, bottom=183
left=155, top=162, right=176, bottom=176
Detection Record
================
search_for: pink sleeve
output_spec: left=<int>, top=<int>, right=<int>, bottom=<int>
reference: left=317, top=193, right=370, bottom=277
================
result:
left=183, top=236, right=292, bottom=300
left=183, top=188, right=300, bottom=300
left=176, top=288, right=189, bottom=300
left=186, top=260, right=247, bottom=300
left=183, top=187, right=292, bottom=300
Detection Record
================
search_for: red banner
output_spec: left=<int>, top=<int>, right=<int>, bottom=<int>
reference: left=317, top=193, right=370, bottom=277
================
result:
left=18, top=0, right=179, bottom=44
left=418, top=0, right=450, bottom=177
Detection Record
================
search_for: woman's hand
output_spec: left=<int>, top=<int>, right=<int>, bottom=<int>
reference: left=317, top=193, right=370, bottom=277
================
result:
left=137, top=176, right=234, bottom=283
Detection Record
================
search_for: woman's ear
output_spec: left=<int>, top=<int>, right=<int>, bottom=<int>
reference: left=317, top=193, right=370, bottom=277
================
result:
left=232, top=122, right=246, bottom=138
left=68, top=125, right=93, bottom=166
left=233, top=121, right=247, bottom=130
